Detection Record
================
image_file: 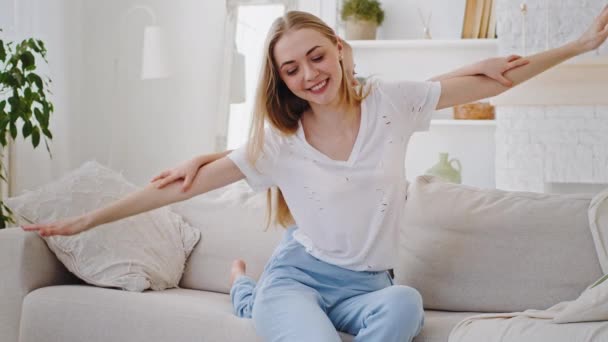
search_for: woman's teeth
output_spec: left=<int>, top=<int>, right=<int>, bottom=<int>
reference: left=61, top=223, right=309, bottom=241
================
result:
left=310, top=79, right=328, bottom=91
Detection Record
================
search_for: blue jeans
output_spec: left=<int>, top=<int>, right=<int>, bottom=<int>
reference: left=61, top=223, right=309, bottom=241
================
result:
left=230, top=225, right=425, bottom=342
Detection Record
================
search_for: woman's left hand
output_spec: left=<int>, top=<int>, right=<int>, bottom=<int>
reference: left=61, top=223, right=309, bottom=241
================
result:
left=477, top=55, right=530, bottom=87
left=577, top=5, right=608, bottom=53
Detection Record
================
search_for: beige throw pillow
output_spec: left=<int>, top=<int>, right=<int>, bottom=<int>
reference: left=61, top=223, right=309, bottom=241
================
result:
left=398, top=175, right=600, bottom=312
left=5, top=161, right=200, bottom=292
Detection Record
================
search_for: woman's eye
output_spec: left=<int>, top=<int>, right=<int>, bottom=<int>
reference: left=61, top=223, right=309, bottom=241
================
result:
left=286, top=68, right=298, bottom=76
left=312, top=55, right=324, bottom=62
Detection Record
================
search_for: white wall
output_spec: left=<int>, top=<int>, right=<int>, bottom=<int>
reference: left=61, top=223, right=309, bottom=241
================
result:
left=76, top=0, right=226, bottom=188
left=375, top=0, right=467, bottom=40
left=1, top=0, right=82, bottom=196
left=2, top=0, right=227, bottom=195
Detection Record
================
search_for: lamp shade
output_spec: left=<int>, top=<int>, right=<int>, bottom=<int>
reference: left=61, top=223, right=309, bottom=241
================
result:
left=141, top=25, right=171, bottom=79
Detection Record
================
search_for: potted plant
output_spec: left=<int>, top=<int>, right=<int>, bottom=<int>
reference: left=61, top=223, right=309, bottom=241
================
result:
left=0, top=29, right=55, bottom=229
left=341, top=0, right=385, bottom=40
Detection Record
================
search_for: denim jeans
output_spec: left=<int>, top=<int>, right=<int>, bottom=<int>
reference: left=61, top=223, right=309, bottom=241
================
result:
left=230, top=225, right=425, bottom=342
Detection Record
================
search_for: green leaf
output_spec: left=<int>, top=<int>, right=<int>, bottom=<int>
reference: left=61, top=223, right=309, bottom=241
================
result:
left=9, top=123, right=16, bottom=140
left=37, top=40, right=46, bottom=53
left=22, top=121, right=32, bottom=138
left=32, top=126, right=40, bottom=148
left=41, top=126, right=52, bottom=139
left=0, top=130, right=6, bottom=146
left=24, top=87, right=32, bottom=101
left=0, top=100, right=5, bottom=112
left=34, top=107, right=43, bottom=124
left=20, top=51, right=35, bottom=70
left=27, top=38, right=41, bottom=53
left=0, top=40, right=6, bottom=62
left=26, top=73, right=43, bottom=91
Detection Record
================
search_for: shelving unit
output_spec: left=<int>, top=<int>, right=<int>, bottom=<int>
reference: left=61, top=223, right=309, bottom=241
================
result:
left=348, top=38, right=501, bottom=189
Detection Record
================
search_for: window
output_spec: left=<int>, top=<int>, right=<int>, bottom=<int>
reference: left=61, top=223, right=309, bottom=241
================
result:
left=216, top=0, right=339, bottom=151
left=227, top=4, right=285, bottom=149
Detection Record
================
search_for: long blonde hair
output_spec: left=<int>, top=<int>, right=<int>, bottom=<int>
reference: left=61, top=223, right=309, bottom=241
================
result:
left=247, top=11, right=369, bottom=230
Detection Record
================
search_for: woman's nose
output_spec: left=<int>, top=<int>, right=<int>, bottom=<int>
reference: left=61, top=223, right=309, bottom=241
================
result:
left=303, top=64, right=319, bottom=81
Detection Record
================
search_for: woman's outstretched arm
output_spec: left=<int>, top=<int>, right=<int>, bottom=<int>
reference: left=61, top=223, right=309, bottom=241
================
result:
left=428, top=55, right=529, bottom=86
left=435, top=5, right=608, bottom=110
left=22, top=156, right=245, bottom=237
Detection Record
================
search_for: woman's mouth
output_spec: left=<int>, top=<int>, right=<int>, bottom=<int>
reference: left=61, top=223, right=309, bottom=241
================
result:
left=308, top=78, right=329, bottom=94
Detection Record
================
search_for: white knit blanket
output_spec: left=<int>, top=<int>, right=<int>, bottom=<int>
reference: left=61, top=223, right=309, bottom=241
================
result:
left=447, top=301, right=608, bottom=342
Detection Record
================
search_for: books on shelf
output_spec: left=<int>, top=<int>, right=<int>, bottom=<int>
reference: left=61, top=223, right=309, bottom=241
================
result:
left=462, top=0, right=497, bottom=39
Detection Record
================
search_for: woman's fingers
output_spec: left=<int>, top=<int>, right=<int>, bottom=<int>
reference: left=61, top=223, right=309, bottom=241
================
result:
left=182, top=176, right=191, bottom=192
left=157, top=175, right=182, bottom=189
left=21, top=224, right=42, bottom=231
left=506, top=54, right=522, bottom=62
left=506, top=58, right=530, bottom=71
left=22, top=223, right=55, bottom=236
left=491, top=73, right=512, bottom=87
left=150, top=170, right=170, bottom=183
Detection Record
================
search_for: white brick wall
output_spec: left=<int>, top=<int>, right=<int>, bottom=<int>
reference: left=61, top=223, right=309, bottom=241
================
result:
left=494, top=0, right=608, bottom=192
left=496, top=0, right=608, bottom=58
left=495, top=106, right=608, bottom=191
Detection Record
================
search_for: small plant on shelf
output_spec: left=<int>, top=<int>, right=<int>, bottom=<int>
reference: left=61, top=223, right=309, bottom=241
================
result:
left=341, top=0, right=385, bottom=40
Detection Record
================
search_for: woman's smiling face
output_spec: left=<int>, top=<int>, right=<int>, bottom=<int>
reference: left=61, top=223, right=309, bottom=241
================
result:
left=273, top=28, right=343, bottom=106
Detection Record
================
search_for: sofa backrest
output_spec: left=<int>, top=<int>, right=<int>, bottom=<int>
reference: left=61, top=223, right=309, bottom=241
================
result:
left=397, top=175, right=603, bottom=313
left=170, top=181, right=284, bottom=294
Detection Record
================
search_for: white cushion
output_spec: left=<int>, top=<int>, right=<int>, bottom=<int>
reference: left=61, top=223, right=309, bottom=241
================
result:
left=169, top=180, right=285, bottom=294
left=5, top=160, right=200, bottom=292
left=397, top=175, right=602, bottom=312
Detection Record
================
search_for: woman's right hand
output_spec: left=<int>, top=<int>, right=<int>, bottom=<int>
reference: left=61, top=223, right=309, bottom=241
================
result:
left=150, top=155, right=213, bottom=192
left=21, top=215, right=91, bottom=237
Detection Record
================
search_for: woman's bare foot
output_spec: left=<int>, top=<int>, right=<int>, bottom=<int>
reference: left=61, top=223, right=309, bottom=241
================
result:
left=230, top=259, right=247, bottom=286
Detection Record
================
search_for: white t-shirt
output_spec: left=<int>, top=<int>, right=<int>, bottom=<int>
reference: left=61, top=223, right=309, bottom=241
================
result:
left=227, top=79, right=442, bottom=271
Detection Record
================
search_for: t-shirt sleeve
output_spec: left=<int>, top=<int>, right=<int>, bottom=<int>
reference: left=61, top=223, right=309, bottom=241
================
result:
left=226, top=126, right=280, bottom=192
left=377, top=80, right=442, bottom=132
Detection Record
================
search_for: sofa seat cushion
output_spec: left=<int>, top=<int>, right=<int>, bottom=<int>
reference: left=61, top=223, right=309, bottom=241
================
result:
left=19, top=285, right=350, bottom=342
left=19, top=285, right=481, bottom=342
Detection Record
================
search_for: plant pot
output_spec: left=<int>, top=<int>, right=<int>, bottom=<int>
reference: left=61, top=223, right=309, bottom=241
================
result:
left=344, top=18, right=378, bottom=40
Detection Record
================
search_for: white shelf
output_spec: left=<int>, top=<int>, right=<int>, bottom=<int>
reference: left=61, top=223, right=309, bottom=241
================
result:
left=431, top=119, right=496, bottom=126
left=348, top=39, right=498, bottom=50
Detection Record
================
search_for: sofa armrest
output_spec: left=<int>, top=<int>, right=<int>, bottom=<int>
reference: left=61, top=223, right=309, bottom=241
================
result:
left=0, top=227, right=81, bottom=342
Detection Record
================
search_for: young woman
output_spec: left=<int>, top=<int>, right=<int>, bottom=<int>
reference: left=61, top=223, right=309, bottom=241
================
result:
left=149, top=39, right=530, bottom=321
left=23, top=8, right=608, bottom=342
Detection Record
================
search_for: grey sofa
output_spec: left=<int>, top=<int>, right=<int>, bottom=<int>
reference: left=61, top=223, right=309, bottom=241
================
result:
left=2, top=176, right=607, bottom=342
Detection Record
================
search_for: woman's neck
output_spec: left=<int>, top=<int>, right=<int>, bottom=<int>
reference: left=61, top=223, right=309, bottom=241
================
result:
left=303, top=101, right=360, bottom=137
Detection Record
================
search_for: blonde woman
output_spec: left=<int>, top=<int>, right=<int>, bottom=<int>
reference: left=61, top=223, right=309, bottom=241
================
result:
left=23, top=8, right=608, bottom=342
left=149, top=39, right=529, bottom=321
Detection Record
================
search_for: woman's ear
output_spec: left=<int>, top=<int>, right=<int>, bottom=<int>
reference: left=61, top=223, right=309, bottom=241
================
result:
left=336, top=36, right=344, bottom=55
